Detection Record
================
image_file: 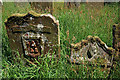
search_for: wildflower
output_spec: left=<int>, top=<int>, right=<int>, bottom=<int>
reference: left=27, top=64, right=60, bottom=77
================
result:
left=80, top=10, right=82, bottom=14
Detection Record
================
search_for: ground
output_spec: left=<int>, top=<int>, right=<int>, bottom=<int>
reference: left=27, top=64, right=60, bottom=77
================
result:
left=1, top=2, right=120, bottom=79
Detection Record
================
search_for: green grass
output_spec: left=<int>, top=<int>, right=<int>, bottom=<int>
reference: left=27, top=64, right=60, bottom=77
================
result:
left=55, top=3, right=118, bottom=46
left=2, top=2, right=120, bottom=79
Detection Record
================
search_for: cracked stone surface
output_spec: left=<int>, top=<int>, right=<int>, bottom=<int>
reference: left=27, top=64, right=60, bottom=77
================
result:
left=113, top=23, right=120, bottom=61
left=70, top=36, right=114, bottom=67
left=69, top=36, right=115, bottom=76
left=5, top=11, right=60, bottom=59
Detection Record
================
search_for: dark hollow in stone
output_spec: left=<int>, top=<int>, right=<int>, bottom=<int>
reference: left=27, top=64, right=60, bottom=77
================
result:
left=87, top=50, right=92, bottom=59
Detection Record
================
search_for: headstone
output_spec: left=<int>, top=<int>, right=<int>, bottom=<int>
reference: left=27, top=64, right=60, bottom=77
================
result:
left=113, top=23, right=120, bottom=60
left=68, top=36, right=114, bottom=76
left=69, top=35, right=114, bottom=67
left=30, top=2, right=53, bottom=14
left=64, top=1, right=81, bottom=8
left=5, top=11, right=60, bottom=59
left=118, top=1, right=120, bottom=21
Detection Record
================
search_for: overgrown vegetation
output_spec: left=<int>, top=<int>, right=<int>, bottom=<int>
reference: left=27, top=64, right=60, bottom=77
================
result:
left=2, top=2, right=120, bottom=79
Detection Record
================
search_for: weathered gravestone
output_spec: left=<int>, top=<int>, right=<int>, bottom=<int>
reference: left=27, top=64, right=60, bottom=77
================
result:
left=113, top=23, right=120, bottom=60
left=69, top=36, right=114, bottom=67
left=30, top=2, right=65, bottom=15
left=30, top=2, right=53, bottom=14
left=67, top=35, right=115, bottom=76
left=5, top=11, right=60, bottom=59
left=64, top=1, right=81, bottom=8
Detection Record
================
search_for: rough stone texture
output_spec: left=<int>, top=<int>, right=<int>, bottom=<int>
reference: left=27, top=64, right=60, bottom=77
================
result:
left=69, top=36, right=115, bottom=76
left=64, top=1, right=81, bottom=8
left=70, top=35, right=114, bottom=67
left=113, top=23, right=120, bottom=61
left=5, top=11, right=60, bottom=59
left=30, top=2, right=53, bottom=14
left=119, top=1, right=120, bottom=21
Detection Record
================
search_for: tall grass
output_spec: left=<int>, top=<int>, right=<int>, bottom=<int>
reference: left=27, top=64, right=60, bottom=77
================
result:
left=54, top=3, right=118, bottom=46
left=2, top=2, right=119, bottom=79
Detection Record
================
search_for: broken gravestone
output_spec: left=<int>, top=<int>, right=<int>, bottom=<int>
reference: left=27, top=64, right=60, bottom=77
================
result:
left=5, top=11, right=60, bottom=59
left=113, top=23, right=120, bottom=61
left=69, top=35, right=114, bottom=67
left=67, top=35, right=115, bottom=76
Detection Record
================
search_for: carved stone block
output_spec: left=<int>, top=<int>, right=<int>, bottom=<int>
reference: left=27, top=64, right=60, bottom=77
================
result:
left=30, top=2, right=53, bottom=14
left=113, top=23, right=120, bottom=60
left=5, top=11, right=60, bottom=59
left=69, top=36, right=114, bottom=67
